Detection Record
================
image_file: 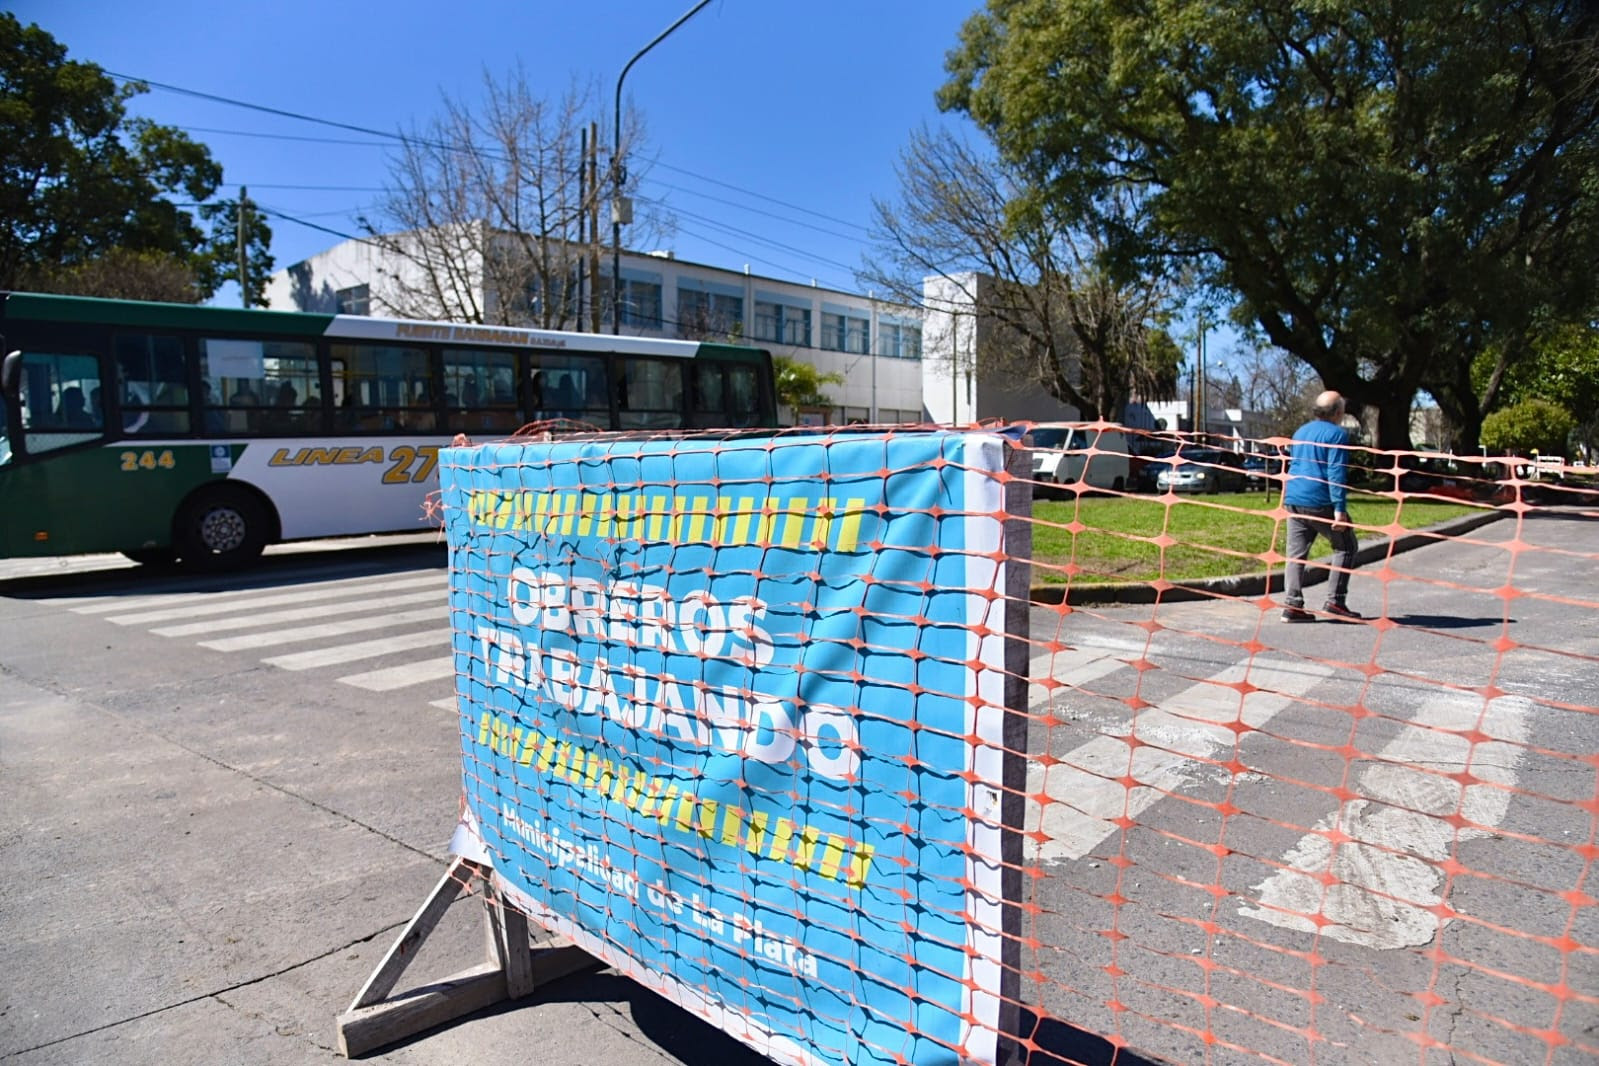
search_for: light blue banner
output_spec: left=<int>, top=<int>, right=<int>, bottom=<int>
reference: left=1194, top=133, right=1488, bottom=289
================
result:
left=441, top=430, right=1008, bottom=1066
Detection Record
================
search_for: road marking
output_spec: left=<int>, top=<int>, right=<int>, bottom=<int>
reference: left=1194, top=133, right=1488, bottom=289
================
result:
left=198, top=606, right=449, bottom=652
left=149, top=589, right=442, bottom=637
left=1024, top=658, right=1333, bottom=863
left=340, top=656, right=457, bottom=692
left=1027, top=642, right=1140, bottom=715
left=264, top=629, right=453, bottom=671
left=54, top=569, right=443, bottom=615
left=103, top=573, right=443, bottom=625
left=430, top=697, right=457, bottom=711
left=1239, top=693, right=1531, bottom=949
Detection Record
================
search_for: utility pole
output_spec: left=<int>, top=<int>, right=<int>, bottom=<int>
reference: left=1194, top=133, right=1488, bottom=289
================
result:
left=612, top=0, right=713, bottom=334
left=237, top=186, right=250, bottom=309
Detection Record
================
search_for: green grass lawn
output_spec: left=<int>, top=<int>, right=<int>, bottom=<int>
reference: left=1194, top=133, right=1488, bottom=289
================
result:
left=1029, top=491, right=1483, bottom=585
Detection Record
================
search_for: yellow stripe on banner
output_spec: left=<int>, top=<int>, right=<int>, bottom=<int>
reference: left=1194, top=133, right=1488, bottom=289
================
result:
left=811, top=498, right=833, bottom=549
left=473, top=711, right=880, bottom=888
left=647, top=495, right=670, bottom=541
left=464, top=489, right=873, bottom=550
left=780, top=498, right=806, bottom=548
left=834, top=498, right=865, bottom=552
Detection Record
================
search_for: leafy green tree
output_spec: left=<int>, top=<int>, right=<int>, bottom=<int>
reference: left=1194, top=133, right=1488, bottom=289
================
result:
left=1477, top=324, right=1599, bottom=458
left=25, top=248, right=201, bottom=303
left=773, top=355, right=844, bottom=414
left=1480, top=399, right=1578, bottom=458
left=0, top=15, right=253, bottom=298
left=940, top=1, right=1599, bottom=448
left=199, top=194, right=276, bottom=306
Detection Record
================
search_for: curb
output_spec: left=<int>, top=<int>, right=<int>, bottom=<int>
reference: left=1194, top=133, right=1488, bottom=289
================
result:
left=1028, top=507, right=1512, bottom=606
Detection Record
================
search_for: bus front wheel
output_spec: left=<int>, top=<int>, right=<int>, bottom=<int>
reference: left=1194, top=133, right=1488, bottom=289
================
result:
left=177, top=489, right=269, bottom=569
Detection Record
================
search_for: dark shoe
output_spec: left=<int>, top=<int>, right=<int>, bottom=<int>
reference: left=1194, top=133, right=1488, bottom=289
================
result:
left=1281, top=606, right=1314, bottom=623
left=1321, top=602, right=1363, bottom=621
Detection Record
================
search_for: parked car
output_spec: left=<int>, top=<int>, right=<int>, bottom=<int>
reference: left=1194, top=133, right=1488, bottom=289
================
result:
left=1241, top=451, right=1283, bottom=490
left=1027, top=423, right=1132, bottom=496
left=1156, top=447, right=1250, bottom=494
left=1129, top=441, right=1179, bottom=493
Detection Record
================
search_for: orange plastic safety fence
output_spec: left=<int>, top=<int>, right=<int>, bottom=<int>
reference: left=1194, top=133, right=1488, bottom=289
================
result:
left=440, top=423, right=1598, bottom=1066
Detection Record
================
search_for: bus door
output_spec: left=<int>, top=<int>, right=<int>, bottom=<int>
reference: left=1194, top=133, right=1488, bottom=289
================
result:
left=0, top=331, right=115, bottom=555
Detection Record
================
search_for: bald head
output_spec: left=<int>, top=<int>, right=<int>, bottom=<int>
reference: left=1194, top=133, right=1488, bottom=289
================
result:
left=1313, top=391, right=1346, bottom=421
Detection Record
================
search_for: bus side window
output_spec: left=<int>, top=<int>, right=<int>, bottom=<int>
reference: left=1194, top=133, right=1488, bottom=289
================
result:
left=617, top=357, right=682, bottom=430
left=16, top=351, right=104, bottom=454
left=727, top=365, right=760, bottom=427
left=116, top=333, right=189, bottom=435
left=692, top=363, right=727, bottom=429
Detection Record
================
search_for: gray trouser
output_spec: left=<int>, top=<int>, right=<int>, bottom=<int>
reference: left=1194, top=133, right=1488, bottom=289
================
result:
left=1284, top=505, right=1358, bottom=607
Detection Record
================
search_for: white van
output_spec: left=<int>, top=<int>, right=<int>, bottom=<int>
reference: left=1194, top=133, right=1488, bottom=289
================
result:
left=1026, top=423, right=1132, bottom=495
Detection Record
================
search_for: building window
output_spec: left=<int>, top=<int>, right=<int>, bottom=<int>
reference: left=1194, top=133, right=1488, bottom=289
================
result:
left=335, top=284, right=370, bottom=316
left=523, top=271, right=581, bottom=325
left=821, top=312, right=869, bottom=354
left=677, top=289, right=743, bottom=339
left=618, top=279, right=663, bottom=329
left=755, top=301, right=811, bottom=347
left=878, top=323, right=922, bottom=360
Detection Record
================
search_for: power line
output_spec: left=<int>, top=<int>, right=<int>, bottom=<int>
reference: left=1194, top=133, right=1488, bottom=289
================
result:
left=223, top=183, right=385, bottom=193
left=638, top=196, right=859, bottom=274
left=117, top=72, right=868, bottom=248
left=115, top=72, right=881, bottom=287
left=644, top=178, right=864, bottom=242
left=107, top=71, right=414, bottom=144
left=177, top=124, right=393, bottom=148
left=253, top=205, right=380, bottom=249
left=653, top=159, right=870, bottom=233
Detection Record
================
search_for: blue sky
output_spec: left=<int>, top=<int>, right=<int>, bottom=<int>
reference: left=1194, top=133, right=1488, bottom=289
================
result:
left=20, top=0, right=981, bottom=305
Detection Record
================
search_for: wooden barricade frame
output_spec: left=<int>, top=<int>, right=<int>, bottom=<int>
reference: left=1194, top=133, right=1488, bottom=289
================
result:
left=335, top=857, right=600, bottom=1057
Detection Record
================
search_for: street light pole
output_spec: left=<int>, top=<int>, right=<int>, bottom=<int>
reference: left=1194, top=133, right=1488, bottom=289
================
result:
left=612, top=0, right=712, bottom=335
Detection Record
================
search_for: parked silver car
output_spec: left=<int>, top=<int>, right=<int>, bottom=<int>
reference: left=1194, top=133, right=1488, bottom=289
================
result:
left=1155, top=447, right=1250, bottom=493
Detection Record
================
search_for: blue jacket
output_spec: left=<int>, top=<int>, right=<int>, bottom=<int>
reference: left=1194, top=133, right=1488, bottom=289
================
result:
left=1283, top=419, right=1351, bottom=511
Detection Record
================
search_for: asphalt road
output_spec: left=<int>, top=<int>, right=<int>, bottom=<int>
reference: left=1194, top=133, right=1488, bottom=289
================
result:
left=1, top=513, right=1595, bottom=1065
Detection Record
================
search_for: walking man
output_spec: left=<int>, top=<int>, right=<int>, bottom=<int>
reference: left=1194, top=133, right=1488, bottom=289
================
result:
left=1281, top=390, right=1362, bottom=622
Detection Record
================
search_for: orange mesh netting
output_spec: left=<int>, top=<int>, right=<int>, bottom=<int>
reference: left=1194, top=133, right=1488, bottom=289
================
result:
left=438, top=423, right=1598, bottom=1066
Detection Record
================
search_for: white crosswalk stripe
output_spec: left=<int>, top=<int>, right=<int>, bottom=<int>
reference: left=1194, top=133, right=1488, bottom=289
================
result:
left=150, top=588, right=443, bottom=637
left=105, top=573, right=443, bottom=625
left=340, top=656, right=457, bottom=692
left=199, top=606, right=448, bottom=652
left=1024, top=655, right=1333, bottom=863
left=1238, top=692, right=1532, bottom=949
left=264, top=629, right=452, bottom=671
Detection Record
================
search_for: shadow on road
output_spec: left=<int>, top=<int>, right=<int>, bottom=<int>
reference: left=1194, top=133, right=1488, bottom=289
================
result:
left=1389, top=614, right=1512, bottom=630
left=381, top=972, right=1176, bottom=1066
left=1014, top=1007, right=1175, bottom=1065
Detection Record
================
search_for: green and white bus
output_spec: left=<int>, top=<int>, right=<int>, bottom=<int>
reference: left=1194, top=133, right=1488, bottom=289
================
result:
left=0, top=292, right=777, bottom=567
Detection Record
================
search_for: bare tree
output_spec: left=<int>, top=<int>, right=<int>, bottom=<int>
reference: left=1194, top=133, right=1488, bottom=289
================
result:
left=862, top=126, right=1181, bottom=421
left=1228, top=345, right=1319, bottom=440
left=360, top=67, right=670, bottom=328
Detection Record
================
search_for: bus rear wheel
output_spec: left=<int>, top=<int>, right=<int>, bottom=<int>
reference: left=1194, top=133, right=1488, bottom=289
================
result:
left=177, top=488, right=268, bottom=570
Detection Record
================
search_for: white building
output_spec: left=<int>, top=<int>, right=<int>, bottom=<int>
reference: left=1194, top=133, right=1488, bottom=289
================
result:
left=263, top=234, right=929, bottom=427
left=1139, top=400, right=1273, bottom=447
left=920, top=272, right=1083, bottom=425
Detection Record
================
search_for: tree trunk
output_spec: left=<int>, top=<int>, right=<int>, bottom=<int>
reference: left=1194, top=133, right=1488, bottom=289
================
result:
left=1375, top=401, right=1414, bottom=453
